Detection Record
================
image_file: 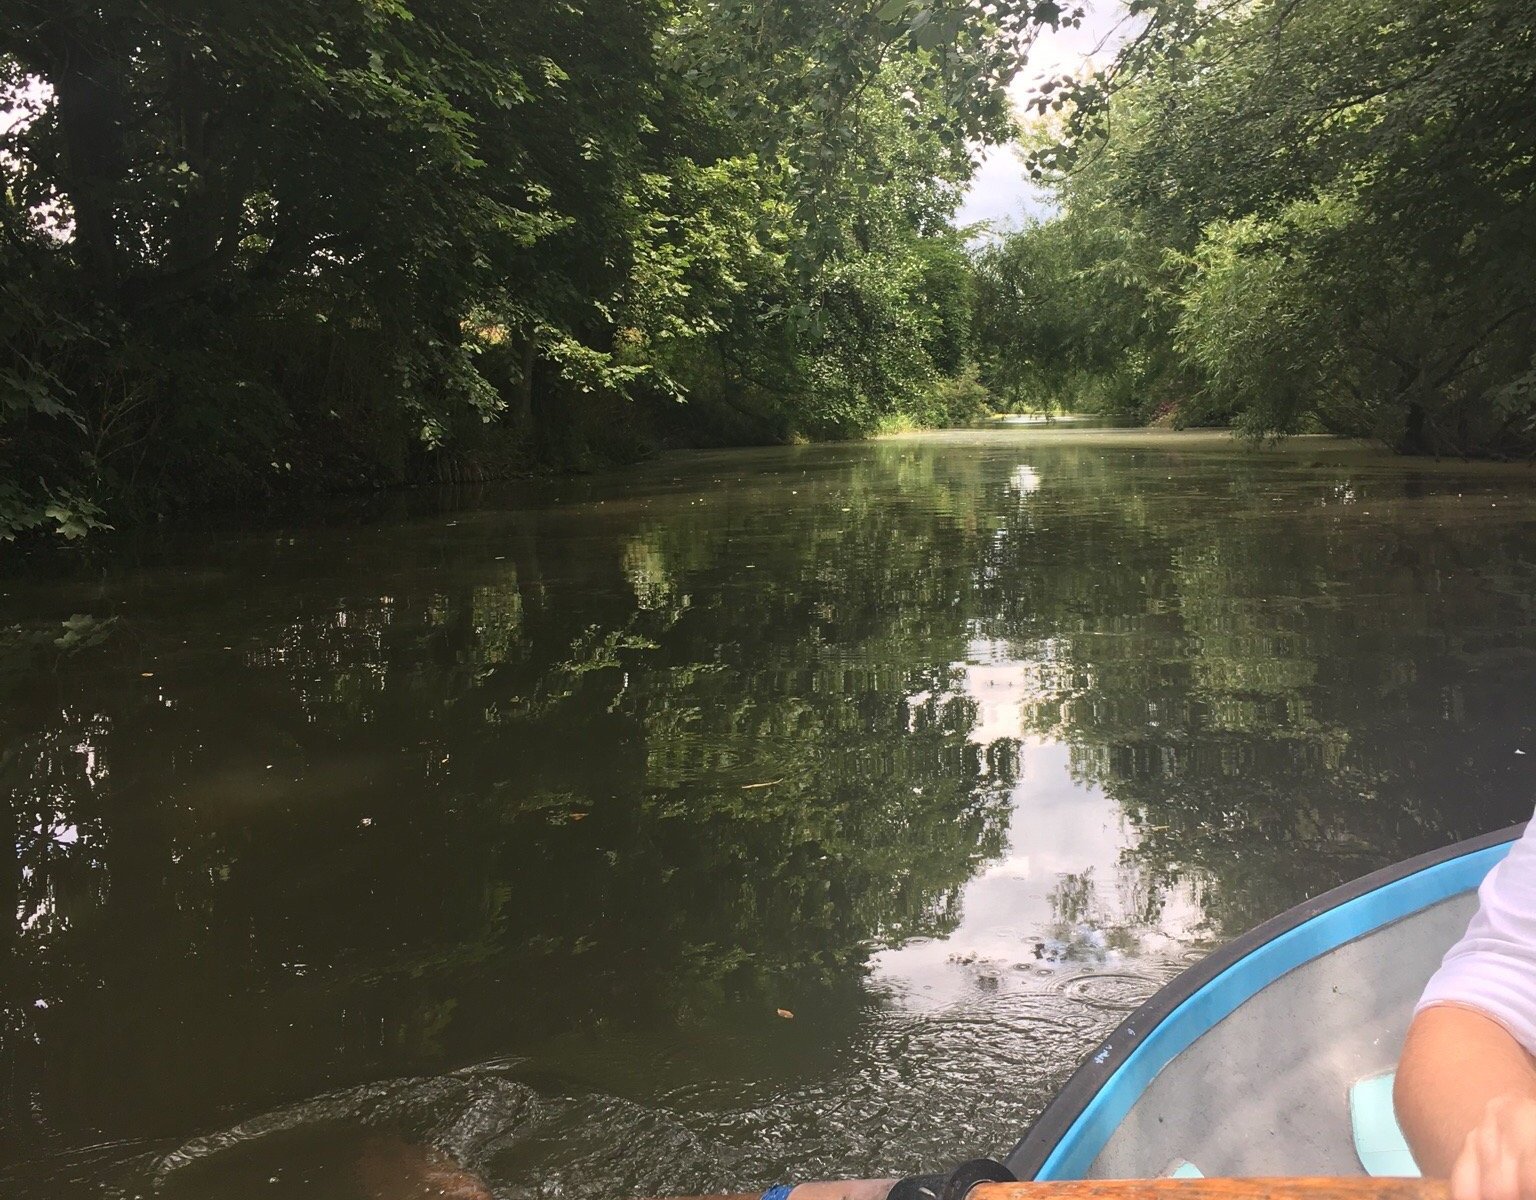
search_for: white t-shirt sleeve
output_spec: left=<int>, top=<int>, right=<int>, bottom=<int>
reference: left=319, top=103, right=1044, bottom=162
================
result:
left=1416, top=819, right=1536, bottom=1055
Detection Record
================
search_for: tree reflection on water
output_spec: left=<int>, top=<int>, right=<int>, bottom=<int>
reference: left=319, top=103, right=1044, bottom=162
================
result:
left=3, top=431, right=1535, bottom=1191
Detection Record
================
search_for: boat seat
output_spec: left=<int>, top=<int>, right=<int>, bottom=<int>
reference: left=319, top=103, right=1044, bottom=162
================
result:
left=1350, top=1071, right=1420, bottom=1177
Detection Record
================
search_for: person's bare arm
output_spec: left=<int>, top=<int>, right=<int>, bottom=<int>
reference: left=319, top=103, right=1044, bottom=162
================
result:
left=1397, top=1004, right=1536, bottom=1198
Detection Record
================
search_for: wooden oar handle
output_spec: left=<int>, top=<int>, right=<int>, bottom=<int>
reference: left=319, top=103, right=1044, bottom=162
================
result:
left=972, top=1181, right=1449, bottom=1200
left=647, top=1179, right=1449, bottom=1200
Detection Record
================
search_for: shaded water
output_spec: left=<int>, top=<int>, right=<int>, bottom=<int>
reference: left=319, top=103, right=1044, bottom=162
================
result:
left=4, top=428, right=1536, bottom=1197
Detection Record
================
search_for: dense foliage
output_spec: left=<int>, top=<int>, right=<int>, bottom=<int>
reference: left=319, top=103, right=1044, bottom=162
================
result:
left=971, top=0, right=1536, bottom=456
left=1, top=0, right=1074, bottom=538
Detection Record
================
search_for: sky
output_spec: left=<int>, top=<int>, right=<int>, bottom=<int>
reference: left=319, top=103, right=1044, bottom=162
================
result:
left=0, top=76, right=47, bottom=138
left=954, top=2, right=1135, bottom=234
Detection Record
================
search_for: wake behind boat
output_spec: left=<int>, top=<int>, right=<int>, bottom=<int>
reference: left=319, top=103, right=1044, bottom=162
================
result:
left=153, top=824, right=1519, bottom=1200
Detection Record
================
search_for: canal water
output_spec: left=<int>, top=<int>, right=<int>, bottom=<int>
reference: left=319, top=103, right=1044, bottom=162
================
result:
left=4, top=428, right=1535, bottom=1197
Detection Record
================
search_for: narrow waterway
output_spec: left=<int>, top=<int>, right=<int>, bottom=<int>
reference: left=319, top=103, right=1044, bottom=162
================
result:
left=4, top=428, right=1535, bottom=1198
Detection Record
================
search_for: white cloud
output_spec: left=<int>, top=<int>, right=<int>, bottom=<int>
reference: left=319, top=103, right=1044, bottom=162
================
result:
left=954, top=2, right=1138, bottom=233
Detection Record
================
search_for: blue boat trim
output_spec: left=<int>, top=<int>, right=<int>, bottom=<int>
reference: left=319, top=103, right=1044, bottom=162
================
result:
left=1004, top=823, right=1527, bottom=1181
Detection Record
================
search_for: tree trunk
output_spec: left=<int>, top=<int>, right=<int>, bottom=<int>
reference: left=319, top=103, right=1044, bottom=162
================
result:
left=512, top=335, right=536, bottom=429
left=53, top=39, right=129, bottom=286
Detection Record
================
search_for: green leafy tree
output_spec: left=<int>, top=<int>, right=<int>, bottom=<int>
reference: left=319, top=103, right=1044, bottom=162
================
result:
left=973, top=0, right=1536, bottom=453
left=3, top=0, right=1093, bottom=537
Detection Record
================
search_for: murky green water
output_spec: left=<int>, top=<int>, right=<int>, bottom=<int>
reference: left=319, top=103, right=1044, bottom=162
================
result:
left=4, top=428, right=1536, bottom=1198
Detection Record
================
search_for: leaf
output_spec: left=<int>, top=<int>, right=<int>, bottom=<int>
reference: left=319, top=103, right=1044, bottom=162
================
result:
left=912, top=22, right=948, bottom=50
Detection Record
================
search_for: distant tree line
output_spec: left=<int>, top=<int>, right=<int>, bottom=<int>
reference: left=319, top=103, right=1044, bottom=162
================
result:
left=971, top=0, right=1536, bottom=457
left=1, top=0, right=1088, bottom=539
